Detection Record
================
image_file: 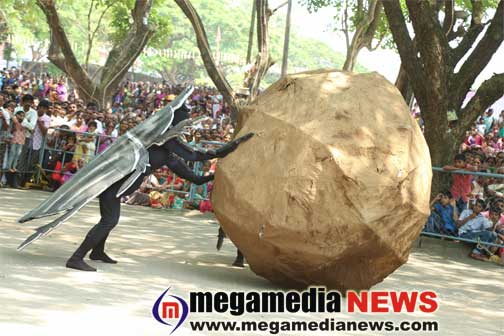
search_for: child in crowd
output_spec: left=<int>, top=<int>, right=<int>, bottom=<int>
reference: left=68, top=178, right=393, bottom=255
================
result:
left=424, top=191, right=458, bottom=235
left=443, top=153, right=478, bottom=213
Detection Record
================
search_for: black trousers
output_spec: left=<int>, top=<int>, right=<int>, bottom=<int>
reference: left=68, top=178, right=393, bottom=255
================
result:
left=73, top=142, right=215, bottom=257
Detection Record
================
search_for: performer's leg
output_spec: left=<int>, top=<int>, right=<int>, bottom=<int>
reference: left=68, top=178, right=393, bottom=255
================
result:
left=216, top=226, right=226, bottom=251
left=90, top=174, right=145, bottom=262
left=233, top=250, right=245, bottom=268
left=66, top=181, right=123, bottom=271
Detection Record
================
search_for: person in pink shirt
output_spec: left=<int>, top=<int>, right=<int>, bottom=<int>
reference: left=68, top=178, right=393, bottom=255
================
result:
left=6, top=109, right=26, bottom=172
left=56, top=78, right=68, bottom=102
left=70, top=114, right=88, bottom=133
left=443, top=153, right=478, bottom=214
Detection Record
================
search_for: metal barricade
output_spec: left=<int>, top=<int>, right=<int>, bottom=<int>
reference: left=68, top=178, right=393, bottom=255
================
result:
left=5, top=130, right=223, bottom=210
left=32, top=127, right=117, bottom=188
left=422, top=167, right=504, bottom=250
left=158, top=140, right=224, bottom=207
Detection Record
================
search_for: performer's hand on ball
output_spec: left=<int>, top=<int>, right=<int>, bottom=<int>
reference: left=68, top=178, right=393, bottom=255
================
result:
left=213, top=133, right=254, bottom=158
left=235, top=132, right=254, bottom=145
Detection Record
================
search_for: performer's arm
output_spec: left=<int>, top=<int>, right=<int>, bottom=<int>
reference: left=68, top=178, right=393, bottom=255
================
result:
left=164, top=138, right=214, bottom=161
left=164, top=133, right=254, bottom=162
left=165, top=153, right=214, bottom=185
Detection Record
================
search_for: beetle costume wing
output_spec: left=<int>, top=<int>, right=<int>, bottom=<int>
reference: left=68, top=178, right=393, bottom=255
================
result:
left=17, top=87, right=195, bottom=251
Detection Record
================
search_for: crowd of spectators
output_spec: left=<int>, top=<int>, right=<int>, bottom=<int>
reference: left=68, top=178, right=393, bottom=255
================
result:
left=2, top=67, right=504, bottom=265
left=0, top=68, right=234, bottom=213
left=423, top=107, right=504, bottom=265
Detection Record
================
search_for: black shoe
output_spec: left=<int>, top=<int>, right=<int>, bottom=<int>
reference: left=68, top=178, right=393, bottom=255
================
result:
left=216, top=227, right=226, bottom=251
left=232, top=250, right=245, bottom=267
left=216, top=235, right=224, bottom=251
left=232, top=259, right=245, bottom=268
left=66, top=257, right=97, bottom=271
left=89, top=251, right=117, bottom=264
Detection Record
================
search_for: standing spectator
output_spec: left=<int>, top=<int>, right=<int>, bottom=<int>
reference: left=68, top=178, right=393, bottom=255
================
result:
left=6, top=109, right=26, bottom=172
left=483, top=109, right=494, bottom=135
left=31, top=100, right=52, bottom=169
left=56, top=78, right=68, bottom=102
left=0, top=96, right=13, bottom=184
left=98, top=121, right=118, bottom=154
left=16, top=94, right=37, bottom=186
left=443, top=154, right=478, bottom=213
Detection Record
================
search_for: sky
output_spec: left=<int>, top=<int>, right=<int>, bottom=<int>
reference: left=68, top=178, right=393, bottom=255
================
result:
left=283, top=1, right=504, bottom=90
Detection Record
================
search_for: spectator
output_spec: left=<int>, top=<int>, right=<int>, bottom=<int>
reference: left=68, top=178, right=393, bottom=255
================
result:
left=457, top=199, right=498, bottom=261
left=443, top=154, right=478, bottom=213
left=6, top=109, right=26, bottom=173
left=424, top=191, right=458, bottom=235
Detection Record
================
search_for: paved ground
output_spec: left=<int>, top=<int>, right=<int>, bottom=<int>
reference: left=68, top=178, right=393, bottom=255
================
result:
left=1, top=188, right=503, bottom=336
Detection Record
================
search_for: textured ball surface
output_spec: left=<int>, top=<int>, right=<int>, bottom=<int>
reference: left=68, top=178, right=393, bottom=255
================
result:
left=212, top=69, right=432, bottom=290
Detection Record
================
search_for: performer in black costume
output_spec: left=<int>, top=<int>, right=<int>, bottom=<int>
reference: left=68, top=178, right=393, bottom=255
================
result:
left=66, top=106, right=253, bottom=271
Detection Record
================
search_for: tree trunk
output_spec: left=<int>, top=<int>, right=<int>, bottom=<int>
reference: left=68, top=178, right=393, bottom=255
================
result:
left=174, top=0, right=237, bottom=113
left=394, top=63, right=413, bottom=103
left=36, top=0, right=155, bottom=109
left=249, top=0, right=273, bottom=101
left=246, top=1, right=256, bottom=65
left=423, top=104, right=455, bottom=196
left=281, top=0, right=292, bottom=77
left=343, top=41, right=359, bottom=71
left=341, top=0, right=382, bottom=72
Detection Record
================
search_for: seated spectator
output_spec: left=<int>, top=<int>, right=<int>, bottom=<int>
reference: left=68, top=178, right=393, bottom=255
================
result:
left=457, top=199, right=498, bottom=261
left=424, top=191, right=458, bottom=235
left=185, top=185, right=207, bottom=211
left=60, top=158, right=85, bottom=185
left=124, top=176, right=151, bottom=206
left=149, top=191, right=164, bottom=209
left=493, top=218, right=504, bottom=264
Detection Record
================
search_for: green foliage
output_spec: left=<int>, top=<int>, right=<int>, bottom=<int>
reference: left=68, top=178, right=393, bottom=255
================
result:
left=109, top=0, right=173, bottom=47
left=138, top=0, right=364, bottom=87
left=1, top=0, right=49, bottom=61
left=299, top=0, right=393, bottom=49
left=2, top=0, right=363, bottom=90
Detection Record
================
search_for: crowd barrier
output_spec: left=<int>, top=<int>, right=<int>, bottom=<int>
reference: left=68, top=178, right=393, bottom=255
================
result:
left=0, top=128, right=223, bottom=204
left=6, top=138, right=504, bottom=249
left=421, top=167, right=504, bottom=250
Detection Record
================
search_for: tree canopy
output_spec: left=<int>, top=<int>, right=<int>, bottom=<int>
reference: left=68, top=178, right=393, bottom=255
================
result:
left=1, top=0, right=359, bottom=88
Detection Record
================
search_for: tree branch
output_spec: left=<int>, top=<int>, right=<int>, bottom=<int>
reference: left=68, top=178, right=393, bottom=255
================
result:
left=406, top=0, right=449, bottom=72
left=343, top=0, right=380, bottom=70
left=99, top=0, right=156, bottom=107
left=36, top=0, right=97, bottom=102
left=450, top=0, right=486, bottom=66
left=382, top=0, right=427, bottom=103
left=442, top=0, right=454, bottom=35
left=86, top=1, right=114, bottom=72
left=342, top=0, right=350, bottom=50
left=363, top=0, right=383, bottom=49
left=85, top=0, right=95, bottom=72
left=174, top=0, right=236, bottom=108
left=456, top=73, right=504, bottom=141
left=250, top=0, right=273, bottom=100
left=451, top=0, right=504, bottom=111
left=271, top=0, right=288, bottom=14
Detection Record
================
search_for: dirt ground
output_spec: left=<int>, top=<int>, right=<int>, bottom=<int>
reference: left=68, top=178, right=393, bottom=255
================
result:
left=1, top=188, right=503, bottom=336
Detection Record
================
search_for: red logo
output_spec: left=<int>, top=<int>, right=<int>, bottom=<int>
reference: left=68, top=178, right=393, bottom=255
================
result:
left=346, top=291, right=438, bottom=313
left=152, top=287, right=189, bottom=334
